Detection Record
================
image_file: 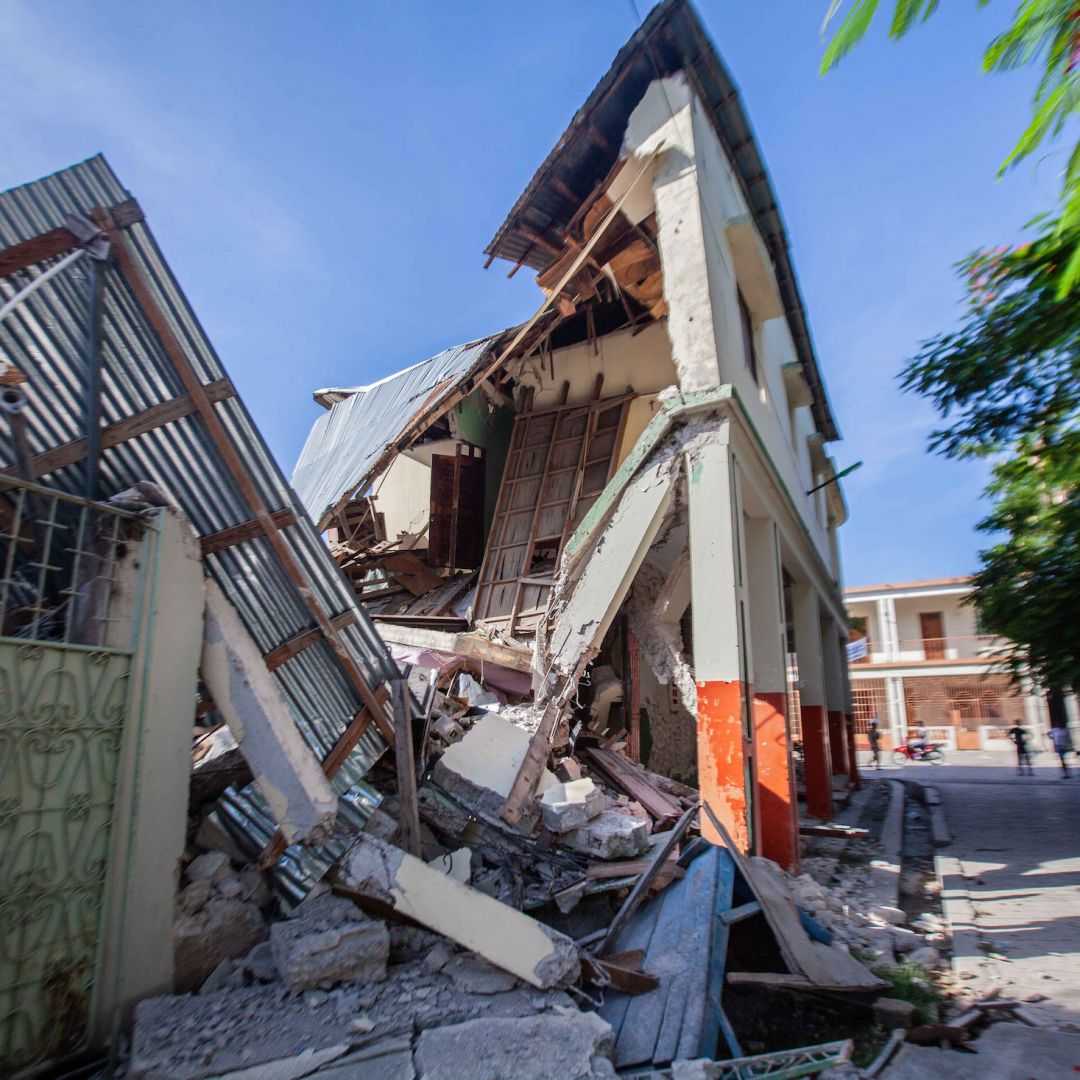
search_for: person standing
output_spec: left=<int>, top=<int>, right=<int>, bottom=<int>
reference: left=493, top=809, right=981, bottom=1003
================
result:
left=1048, top=725, right=1073, bottom=778
left=867, top=718, right=882, bottom=770
left=1007, top=724, right=1034, bottom=775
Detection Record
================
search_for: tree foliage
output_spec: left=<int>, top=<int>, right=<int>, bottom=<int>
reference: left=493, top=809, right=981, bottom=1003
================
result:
left=821, top=0, right=1080, bottom=295
left=901, top=220, right=1080, bottom=692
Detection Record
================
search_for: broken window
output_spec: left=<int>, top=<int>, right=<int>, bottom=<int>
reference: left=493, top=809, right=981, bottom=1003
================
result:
left=738, top=288, right=758, bottom=384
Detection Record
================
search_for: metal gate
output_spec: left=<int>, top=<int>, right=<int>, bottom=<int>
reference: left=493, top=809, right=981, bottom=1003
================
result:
left=0, top=476, right=145, bottom=1072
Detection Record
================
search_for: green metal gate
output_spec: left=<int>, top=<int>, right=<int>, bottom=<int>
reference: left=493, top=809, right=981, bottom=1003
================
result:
left=0, top=477, right=146, bottom=1071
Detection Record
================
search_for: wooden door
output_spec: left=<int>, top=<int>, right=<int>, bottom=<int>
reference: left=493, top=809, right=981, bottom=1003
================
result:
left=428, top=450, right=485, bottom=569
left=919, top=612, right=945, bottom=660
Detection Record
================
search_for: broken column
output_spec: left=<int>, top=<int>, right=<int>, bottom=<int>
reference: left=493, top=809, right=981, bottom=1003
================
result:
left=201, top=579, right=337, bottom=844
left=344, top=833, right=580, bottom=989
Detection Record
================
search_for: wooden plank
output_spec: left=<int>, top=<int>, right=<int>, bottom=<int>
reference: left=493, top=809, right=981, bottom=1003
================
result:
left=392, top=678, right=422, bottom=858
left=600, top=802, right=699, bottom=953
left=262, top=610, right=356, bottom=671
left=375, top=622, right=533, bottom=673
left=200, top=507, right=297, bottom=556
left=110, top=230, right=392, bottom=739
left=700, top=849, right=738, bottom=1060
left=1, top=378, right=235, bottom=481
left=719, top=900, right=761, bottom=926
left=0, top=199, right=143, bottom=278
left=742, top=855, right=888, bottom=992
left=582, top=746, right=683, bottom=826
left=501, top=688, right=567, bottom=826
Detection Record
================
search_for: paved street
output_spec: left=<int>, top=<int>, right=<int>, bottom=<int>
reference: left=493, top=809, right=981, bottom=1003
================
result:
left=873, top=751, right=1080, bottom=1029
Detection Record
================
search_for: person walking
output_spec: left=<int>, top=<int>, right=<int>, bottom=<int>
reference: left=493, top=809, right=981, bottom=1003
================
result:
left=1007, top=724, right=1034, bottom=775
left=1048, top=725, right=1073, bottom=778
left=867, top=718, right=882, bottom=770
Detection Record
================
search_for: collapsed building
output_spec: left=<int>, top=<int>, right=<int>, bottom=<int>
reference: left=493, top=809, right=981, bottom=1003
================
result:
left=0, top=2, right=869, bottom=1077
left=294, top=0, right=855, bottom=862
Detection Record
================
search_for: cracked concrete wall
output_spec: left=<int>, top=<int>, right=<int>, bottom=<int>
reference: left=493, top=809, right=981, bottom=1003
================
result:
left=202, top=579, right=337, bottom=845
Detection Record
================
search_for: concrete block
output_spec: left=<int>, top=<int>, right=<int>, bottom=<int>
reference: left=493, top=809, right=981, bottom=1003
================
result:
left=412, top=1007, right=615, bottom=1080
left=868, top=904, right=906, bottom=926
left=432, top=712, right=556, bottom=821
left=541, top=779, right=604, bottom=833
left=174, top=898, right=268, bottom=992
left=202, top=579, right=337, bottom=844
left=427, top=846, right=472, bottom=884
left=443, top=953, right=518, bottom=995
left=562, top=811, right=649, bottom=859
left=270, top=895, right=389, bottom=993
left=311, top=1038, right=415, bottom=1080
left=344, top=833, right=579, bottom=989
left=873, top=997, right=918, bottom=1027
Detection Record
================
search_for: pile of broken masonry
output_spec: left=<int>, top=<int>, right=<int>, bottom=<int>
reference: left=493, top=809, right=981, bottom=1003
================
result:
left=146, top=678, right=942, bottom=1080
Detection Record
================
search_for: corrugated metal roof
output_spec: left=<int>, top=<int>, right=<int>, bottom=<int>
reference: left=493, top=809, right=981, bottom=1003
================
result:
left=0, top=155, right=398, bottom=893
left=291, top=336, right=496, bottom=524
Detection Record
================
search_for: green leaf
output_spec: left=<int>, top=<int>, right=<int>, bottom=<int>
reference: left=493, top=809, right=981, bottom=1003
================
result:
left=820, top=0, right=881, bottom=72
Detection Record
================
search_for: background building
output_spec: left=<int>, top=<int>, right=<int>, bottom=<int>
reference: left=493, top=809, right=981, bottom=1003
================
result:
left=845, top=577, right=1058, bottom=752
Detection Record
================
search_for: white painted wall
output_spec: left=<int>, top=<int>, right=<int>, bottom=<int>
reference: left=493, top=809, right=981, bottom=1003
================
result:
left=623, top=76, right=838, bottom=573
left=373, top=452, right=431, bottom=541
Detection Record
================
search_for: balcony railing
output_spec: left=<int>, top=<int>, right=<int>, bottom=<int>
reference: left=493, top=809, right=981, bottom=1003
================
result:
left=853, top=635, right=1007, bottom=665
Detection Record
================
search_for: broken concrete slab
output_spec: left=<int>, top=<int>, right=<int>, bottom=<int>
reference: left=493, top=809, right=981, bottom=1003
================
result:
left=541, top=779, right=604, bottom=833
left=271, top=894, right=389, bottom=993
left=412, top=1007, right=616, bottom=1080
left=131, top=958, right=577, bottom=1080
left=201, top=579, right=337, bottom=845
left=344, top=833, right=580, bottom=989
left=427, top=846, right=472, bottom=884
left=432, top=712, right=556, bottom=823
left=307, top=1037, right=414, bottom=1080
left=562, top=810, right=649, bottom=859
left=174, top=897, right=268, bottom=993
left=443, top=953, right=519, bottom=995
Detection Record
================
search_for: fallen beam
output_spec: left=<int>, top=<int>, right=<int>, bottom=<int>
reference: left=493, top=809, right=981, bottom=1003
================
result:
left=344, top=833, right=580, bottom=989
left=376, top=622, right=533, bottom=674
left=201, top=579, right=337, bottom=844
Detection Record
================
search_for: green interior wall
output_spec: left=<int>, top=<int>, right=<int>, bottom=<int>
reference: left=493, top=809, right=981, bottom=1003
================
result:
left=451, top=393, right=515, bottom=536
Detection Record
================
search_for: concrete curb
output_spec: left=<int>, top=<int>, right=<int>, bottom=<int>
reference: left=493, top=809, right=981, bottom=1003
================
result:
left=865, top=780, right=905, bottom=911
left=921, top=786, right=952, bottom=847
left=935, top=852, right=987, bottom=984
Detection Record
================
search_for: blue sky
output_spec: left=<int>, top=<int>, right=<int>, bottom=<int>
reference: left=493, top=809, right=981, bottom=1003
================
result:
left=0, top=0, right=1059, bottom=587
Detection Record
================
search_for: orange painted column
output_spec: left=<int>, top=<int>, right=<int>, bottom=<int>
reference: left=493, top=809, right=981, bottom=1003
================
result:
left=828, top=710, right=848, bottom=781
left=845, top=713, right=861, bottom=789
left=754, top=690, right=798, bottom=871
left=697, top=679, right=749, bottom=850
left=801, top=704, right=833, bottom=821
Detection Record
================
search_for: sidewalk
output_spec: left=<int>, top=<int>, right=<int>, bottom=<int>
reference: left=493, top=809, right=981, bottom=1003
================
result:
left=925, top=758, right=1080, bottom=1030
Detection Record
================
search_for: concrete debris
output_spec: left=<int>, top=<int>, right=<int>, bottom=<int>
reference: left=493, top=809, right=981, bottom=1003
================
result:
left=412, top=1008, right=616, bottom=1080
left=344, top=833, right=580, bottom=989
left=185, top=850, right=231, bottom=886
left=270, top=894, right=389, bottom=993
left=540, top=778, right=605, bottom=833
left=174, top=896, right=268, bottom=993
left=562, top=810, right=649, bottom=859
left=442, top=953, right=519, bottom=995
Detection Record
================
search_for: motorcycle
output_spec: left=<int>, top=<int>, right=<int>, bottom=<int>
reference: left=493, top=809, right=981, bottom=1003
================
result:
left=891, top=741, right=945, bottom=765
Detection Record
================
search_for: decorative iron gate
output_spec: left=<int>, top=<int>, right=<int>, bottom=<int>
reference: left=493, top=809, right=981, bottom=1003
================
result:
left=0, top=476, right=145, bottom=1071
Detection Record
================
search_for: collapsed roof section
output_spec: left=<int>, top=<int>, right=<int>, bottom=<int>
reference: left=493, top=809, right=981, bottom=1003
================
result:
left=485, top=0, right=839, bottom=444
left=294, top=336, right=500, bottom=526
